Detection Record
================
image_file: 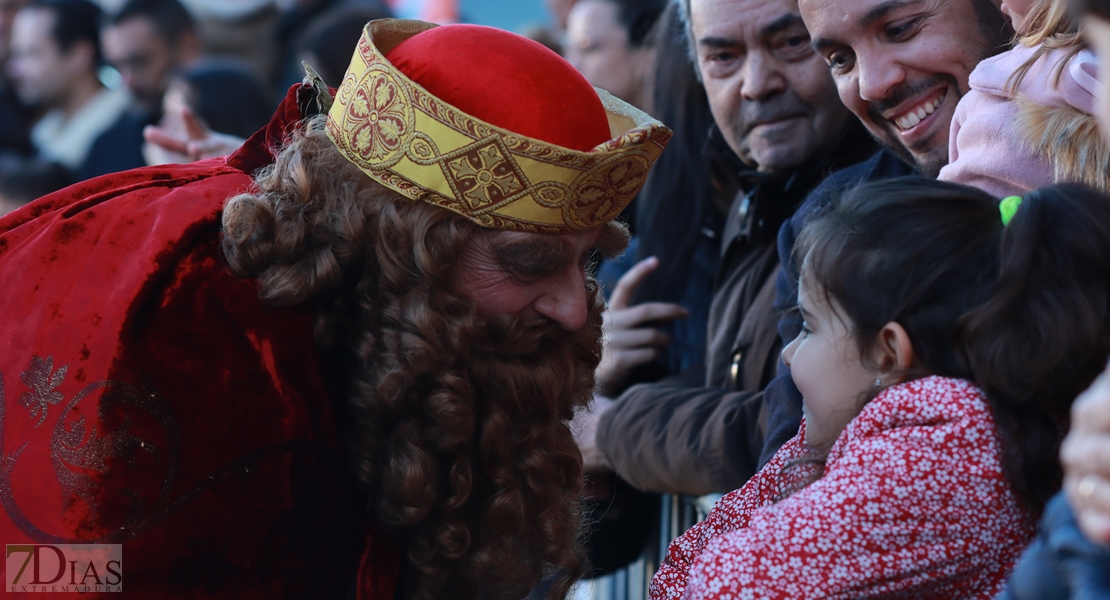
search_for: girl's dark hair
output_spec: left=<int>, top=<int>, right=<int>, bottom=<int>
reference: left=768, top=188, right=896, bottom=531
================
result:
left=963, top=183, right=1110, bottom=510
left=782, top=180, right=1000, bottom=496
left=797, top=178, right=1003, bottom=380
left=798, top=178, right=1110, bottom=512
left=1071, top=0, right=1110, bottom=20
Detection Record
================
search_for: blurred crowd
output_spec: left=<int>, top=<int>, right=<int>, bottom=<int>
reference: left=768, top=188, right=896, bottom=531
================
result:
left=5, top=0, right=1110, bottom=596
left=0, top=0, right=391, bottom=214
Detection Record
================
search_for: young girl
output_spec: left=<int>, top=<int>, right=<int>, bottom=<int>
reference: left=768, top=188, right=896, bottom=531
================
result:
left=938, top=0, right=1107, bottom=195
left=649, top=178, right=1110, bottom=599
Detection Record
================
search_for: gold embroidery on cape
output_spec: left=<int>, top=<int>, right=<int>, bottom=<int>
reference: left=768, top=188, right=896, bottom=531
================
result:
left=325, top=18, right=672, bottom=233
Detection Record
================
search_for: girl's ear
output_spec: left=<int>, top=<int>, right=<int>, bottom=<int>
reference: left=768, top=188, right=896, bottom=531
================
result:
left=874, top=322, right=915, bottom=382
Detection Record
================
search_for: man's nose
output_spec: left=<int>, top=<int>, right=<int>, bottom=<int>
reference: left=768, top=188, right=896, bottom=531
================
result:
left=533, top=268, right=589, bottom=332
left=740, top=50, right=785, bottom=101
left=856, top=51, right=905, bottom=103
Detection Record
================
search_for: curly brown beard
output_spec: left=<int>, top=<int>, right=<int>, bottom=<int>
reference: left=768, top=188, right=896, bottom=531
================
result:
left=366, top=294, right=605, bottom=600
left=221, top=119, right=625, bottom=599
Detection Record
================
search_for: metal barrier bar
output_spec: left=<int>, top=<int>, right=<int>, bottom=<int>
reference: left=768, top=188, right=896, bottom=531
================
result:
left=583, top=493, right=722, bottom=600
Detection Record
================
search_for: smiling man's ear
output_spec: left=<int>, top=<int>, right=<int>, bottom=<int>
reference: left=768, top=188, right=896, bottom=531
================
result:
left=873, top=321, right=914, bottom=383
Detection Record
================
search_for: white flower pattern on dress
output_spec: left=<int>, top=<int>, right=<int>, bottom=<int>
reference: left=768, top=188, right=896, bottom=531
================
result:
left=649, top=376, right=1037, bottom=600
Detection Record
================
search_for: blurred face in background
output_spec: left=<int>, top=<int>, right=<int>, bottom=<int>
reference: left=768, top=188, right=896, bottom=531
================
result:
left=546, top=0, right=578, bottom=29
left=103, top=17, right=182, bottom=112
left=8, top=7, right=81, bottom=108
left=0, top=0, right=27, bottom=66
left=565, top=0, right=655, bottom=109
left=690, top=0, right=852, bottom=172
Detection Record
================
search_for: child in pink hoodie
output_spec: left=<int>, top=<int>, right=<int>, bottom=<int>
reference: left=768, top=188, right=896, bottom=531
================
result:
left=938, top=0, right=1107, bottom=196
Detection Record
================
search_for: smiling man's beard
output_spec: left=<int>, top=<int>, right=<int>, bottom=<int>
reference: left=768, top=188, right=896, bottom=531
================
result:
left=863, top=73, right=962, bottom=178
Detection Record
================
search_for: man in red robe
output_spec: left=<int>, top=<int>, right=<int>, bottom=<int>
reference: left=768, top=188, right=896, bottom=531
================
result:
left=0, top=19, right=669, bottom=599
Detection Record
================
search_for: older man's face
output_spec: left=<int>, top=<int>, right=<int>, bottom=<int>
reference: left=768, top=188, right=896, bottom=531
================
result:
left=690, top=0, right=852, bottom=172
left=800, top=0, right=1005, bottom=177
left=451, top=227, right=618, bottom=332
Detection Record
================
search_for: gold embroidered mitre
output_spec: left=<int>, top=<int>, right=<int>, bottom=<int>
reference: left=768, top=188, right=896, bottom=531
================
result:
left=325, top=19, right=672, bottom=233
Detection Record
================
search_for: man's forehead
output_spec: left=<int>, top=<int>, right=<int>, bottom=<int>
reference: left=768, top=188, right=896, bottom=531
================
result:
left=103, top=17, right=162, bottom=54
left=12, top=8, right=52, bottom=41
left=691, top=0, right=805, bottom=42
left=14, top=7, right=49, bottom=29
left=801, top=0, right=925, bottom=37
left=106, top=16, right=158, bottom=36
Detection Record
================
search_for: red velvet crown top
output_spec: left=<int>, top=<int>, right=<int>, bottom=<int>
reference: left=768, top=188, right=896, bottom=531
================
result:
left=385, top=24, right=611, bottom=152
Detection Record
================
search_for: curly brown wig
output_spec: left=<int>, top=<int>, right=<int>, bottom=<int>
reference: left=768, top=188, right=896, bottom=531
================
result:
left=220, top=118, right=627, bottom=599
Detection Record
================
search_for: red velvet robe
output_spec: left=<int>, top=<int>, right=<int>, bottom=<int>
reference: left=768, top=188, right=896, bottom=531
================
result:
left=0, top=85, right=401, bottom=598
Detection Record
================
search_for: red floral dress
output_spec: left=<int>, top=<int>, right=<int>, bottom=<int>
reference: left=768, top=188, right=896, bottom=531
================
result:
left=650, top=376, right=1037, bottom=599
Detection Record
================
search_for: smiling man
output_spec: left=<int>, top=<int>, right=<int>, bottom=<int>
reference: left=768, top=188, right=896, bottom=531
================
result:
left=800, top=0, right=1009, bottom=177
left=0, top=20, right=668, bottom=599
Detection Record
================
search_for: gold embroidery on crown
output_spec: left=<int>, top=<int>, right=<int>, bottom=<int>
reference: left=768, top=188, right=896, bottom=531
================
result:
left=446, top=142, right=525, bottom=208
left=325, top=19, right=673, bottom=233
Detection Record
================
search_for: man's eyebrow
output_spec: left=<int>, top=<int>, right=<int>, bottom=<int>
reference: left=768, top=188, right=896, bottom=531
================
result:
left=761, top=14, right=805, bottom=37
left=698, top=36, right=738, bottom=49
left=860, top=0, right=922, bottom=28
left=811, top=0, right=923, bottom=52
left=492, top=237, right=573, bottom=272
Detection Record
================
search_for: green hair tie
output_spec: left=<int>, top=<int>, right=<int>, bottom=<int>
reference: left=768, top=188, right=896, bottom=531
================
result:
left=1000, top=195, right=1022, bottom=226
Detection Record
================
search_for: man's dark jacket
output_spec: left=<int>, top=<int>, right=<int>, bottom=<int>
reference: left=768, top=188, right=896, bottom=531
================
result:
left=595, top=127, right=879, bottom=495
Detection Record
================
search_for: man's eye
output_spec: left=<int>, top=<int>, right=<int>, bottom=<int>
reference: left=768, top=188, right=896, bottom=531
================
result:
left=885, top=17, right=921, bottom=41
left=827, top=50, right=855, bottom=73
left=706, top=50, right=738, bottom=64
left=777, top=35, right=813, bottom=60
left=510, top=264, right=547, bottom=281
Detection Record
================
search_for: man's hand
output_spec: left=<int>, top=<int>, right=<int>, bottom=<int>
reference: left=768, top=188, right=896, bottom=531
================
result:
left=570, top=396, right=615, bottom=500
left=1062, top=366, right=1110, bottom=544
left=595, top=256, right=688, bottom=397
left=142, top=105, right=246, bottom=164
left=571, top=395, right=614, bottom=472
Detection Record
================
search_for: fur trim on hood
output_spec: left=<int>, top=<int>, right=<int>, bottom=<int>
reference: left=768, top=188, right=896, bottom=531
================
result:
left=1017, top=98, right=1110, bottom=192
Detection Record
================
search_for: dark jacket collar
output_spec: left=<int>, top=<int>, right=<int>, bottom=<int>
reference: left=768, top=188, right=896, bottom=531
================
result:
left=724, top=120, right=877, bottom=248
